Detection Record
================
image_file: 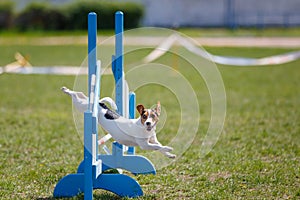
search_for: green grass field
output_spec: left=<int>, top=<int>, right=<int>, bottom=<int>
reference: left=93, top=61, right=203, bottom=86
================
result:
left=0, top=39, right=299, bottom=199
left=1, top=27, right=300, bottom=37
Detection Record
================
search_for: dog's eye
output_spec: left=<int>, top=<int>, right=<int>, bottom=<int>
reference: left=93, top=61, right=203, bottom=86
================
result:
left=142, top=114, right=147, bottom=119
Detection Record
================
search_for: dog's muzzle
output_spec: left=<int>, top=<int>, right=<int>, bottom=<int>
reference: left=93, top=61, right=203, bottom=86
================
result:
left=145, top=121, right=157, bottom=132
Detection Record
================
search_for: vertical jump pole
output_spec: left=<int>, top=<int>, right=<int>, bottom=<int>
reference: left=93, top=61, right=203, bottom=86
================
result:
left=114, top=11, right=125, bottom=116
left=84, top=12, right=97, bottom=200
left=129, top=92, right=136, bottom=119
left=88, top=12, right=97, bottom=97
left=128, top=92, right=136, bottom=154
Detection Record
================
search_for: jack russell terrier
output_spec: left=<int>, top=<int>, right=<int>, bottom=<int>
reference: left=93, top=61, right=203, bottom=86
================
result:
left=61, top=86, right=176, bottom=158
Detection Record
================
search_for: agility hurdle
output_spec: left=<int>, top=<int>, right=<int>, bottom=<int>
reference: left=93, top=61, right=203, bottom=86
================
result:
left=94, top=11, right=156, bottom=174
left=53, top=12, right=155, bottom=199
left=76, top=11, right=156, bottom=175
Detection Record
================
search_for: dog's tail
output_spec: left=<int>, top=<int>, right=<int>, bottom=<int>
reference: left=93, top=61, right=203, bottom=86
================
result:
left=99, top=97, right=118, bottom=111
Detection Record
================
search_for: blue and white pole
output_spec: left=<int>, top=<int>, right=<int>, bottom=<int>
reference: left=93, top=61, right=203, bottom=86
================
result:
left=113, top=11, right=129, bottom=117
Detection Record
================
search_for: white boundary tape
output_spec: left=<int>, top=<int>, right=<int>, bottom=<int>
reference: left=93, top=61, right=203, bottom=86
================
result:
left=1, top=34, right=299, bottom=76
left=144, top=34, right=300, bottom=66
left=0, top=66, right=86, bottom=75
left=0, top=66, right=112, bottom=75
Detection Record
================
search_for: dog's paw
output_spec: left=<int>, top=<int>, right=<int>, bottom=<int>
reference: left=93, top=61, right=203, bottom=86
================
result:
left=165, top=152, right=176, bottom=159
left=159, top=148, right=176, bottom=158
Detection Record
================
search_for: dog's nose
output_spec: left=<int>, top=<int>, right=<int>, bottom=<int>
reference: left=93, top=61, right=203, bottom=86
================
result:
left=146, top=122, right=151, bottom=126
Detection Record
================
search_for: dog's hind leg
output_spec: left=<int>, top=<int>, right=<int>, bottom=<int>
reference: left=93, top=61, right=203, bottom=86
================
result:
left=61, top=86, right=88, bottom=113
left=99, top=97, right=118, bottom=110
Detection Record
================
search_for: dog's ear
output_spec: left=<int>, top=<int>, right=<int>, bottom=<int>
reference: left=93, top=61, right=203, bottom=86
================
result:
left=155, top=101, right=161, bottom=116
left=136, top=104, right=145, bottom=115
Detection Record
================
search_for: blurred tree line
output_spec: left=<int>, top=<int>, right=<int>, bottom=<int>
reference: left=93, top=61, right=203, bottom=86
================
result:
left=0, top=1, right=144, bottom=31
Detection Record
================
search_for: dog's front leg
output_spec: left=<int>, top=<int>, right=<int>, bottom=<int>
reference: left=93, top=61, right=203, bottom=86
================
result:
left=149, top=135, right=173, bottom=152
left=136, top=138, right=175, bottom=158
left=146, top=136, right=176, bottom=158
left=136, top=139, right=165, bottom=151
left=149, top=135, right=161, bottom=145
left=159, top=151, right=176, bottom=159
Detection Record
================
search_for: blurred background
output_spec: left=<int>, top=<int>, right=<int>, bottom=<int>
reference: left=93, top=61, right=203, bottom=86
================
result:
left=1, top=0, right=300, bottom=31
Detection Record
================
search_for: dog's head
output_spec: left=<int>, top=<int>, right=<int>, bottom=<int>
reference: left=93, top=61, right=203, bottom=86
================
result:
left=137, top=102, right=161, bottom=132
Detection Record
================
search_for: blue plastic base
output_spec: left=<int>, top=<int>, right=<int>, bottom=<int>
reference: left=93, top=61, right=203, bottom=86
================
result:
left=53, top=173, right=143, bottom=198
left=77, top=142, right=156, bottom=175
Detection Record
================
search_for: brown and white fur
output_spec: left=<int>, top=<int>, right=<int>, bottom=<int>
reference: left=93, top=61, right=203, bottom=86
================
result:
left=61, top=86, right=175, bottom=158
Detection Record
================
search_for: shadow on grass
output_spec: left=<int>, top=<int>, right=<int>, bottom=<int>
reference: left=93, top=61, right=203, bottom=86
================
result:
left=36, top=192, right=156, bottom=200
left=36, top=193, right=120, bottom=200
